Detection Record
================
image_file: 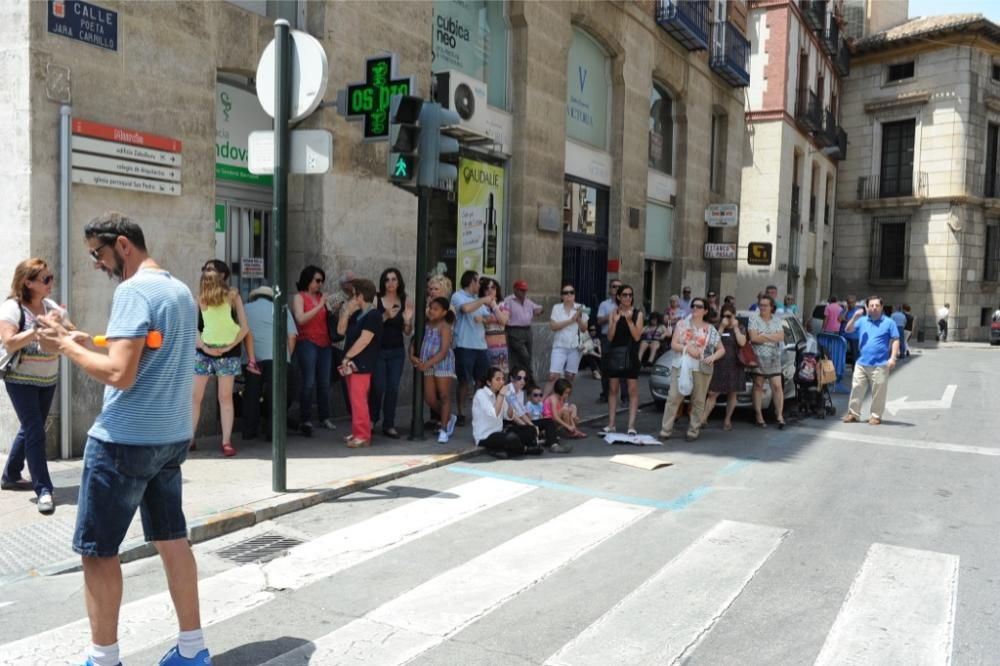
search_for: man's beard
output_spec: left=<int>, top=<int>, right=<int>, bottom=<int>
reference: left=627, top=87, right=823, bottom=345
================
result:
left=101, top=250, right=126, bottom=282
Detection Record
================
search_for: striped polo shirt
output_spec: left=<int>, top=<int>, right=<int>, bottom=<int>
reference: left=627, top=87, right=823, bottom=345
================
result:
left=88, top=268, right=197, bottom=446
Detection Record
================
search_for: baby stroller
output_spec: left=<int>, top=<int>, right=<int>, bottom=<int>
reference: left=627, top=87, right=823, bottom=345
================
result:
left=795, top=352, right=836, bottom=418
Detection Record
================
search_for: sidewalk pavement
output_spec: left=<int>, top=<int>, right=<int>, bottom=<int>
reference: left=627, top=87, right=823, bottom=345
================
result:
left=0, top=371, right=641, bottom=583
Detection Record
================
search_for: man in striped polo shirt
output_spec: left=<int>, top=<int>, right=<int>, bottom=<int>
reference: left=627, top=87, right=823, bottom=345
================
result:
left=37, top=212, right=209, bottom=666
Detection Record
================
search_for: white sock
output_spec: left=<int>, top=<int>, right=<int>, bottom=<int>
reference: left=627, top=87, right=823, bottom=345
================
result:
left=87, top=642, right=120, bottom=666
left=177, top=628, right=205, bottom=658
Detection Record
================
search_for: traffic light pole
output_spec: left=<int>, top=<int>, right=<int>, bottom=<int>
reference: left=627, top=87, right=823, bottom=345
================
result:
left=409, top=185, right=430, bottom=440
left=271, top=19, right=291, bottom=492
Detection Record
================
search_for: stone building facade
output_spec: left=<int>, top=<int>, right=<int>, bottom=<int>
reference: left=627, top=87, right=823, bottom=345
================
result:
left=833, top=14, right=1000, bottom=341
left=0, top=0, right=750, bottom=455
left=738, top=0, right=851, bottom=315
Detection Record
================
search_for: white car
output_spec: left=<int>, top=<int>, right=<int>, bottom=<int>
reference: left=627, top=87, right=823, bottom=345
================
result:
left=649, top=311, right=813, bottom=412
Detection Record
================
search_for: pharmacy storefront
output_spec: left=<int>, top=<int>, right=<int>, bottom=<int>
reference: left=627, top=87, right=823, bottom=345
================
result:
left=214, top=80, right=274, bottom=298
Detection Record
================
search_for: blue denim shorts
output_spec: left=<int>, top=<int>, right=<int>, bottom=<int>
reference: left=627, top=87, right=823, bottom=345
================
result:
left=455, top=347, right=490, bottom=385
left=73, top=437, right=190, bottom=558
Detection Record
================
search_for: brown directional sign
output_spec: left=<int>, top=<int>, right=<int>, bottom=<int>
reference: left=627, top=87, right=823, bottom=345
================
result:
left=747, top=242, right=773, bottom=266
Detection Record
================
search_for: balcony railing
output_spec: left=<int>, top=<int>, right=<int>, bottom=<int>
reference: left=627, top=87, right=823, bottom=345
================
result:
left=656, top=0, right=710, bottom=51
left=817, top=108, right=837, bottom=147
left=857, top=172, right=928, bottom=200
left=836, top=38, right=851, bottom=76
left=709, top=20, right=750, bottom=87
left=795, top=89, right=823, bottom=132
left=822, top=17, right=839, bottom=55
left=801, top=0, right=827, bottom=32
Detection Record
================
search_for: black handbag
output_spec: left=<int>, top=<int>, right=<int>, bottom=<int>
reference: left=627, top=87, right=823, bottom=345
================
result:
left=605, top=345, right=632, bottom=374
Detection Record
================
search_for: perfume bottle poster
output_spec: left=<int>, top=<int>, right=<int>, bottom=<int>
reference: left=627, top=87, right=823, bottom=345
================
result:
left=457, top=158, right=504, bottom=279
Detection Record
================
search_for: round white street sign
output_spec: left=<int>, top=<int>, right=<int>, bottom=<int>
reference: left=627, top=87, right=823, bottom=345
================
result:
left=256, top=27, right=329, bottom=123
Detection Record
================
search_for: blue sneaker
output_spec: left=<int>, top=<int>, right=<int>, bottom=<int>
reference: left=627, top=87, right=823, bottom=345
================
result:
left=158, top=646, right=212, bottom=665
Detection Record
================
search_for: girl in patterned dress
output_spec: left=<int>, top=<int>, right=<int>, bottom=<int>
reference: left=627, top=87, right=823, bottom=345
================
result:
left=410, top=297, right=457, bottom=443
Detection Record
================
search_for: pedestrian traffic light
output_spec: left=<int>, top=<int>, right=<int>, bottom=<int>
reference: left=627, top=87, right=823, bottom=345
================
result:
left=417, top=103, right=462, bottom=189
left=387, top=94, right=423, bottom=188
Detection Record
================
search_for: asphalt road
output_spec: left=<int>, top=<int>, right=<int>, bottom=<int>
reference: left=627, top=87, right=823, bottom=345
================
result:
left=1, top=345, right=998, bottom=665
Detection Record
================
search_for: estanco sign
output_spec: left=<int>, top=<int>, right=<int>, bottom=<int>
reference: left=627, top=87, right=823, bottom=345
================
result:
left=216, top=82, right=273, bottom=186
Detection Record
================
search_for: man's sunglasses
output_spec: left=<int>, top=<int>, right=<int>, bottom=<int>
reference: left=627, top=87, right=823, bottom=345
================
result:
left=89, top=242, right=113, bottom=263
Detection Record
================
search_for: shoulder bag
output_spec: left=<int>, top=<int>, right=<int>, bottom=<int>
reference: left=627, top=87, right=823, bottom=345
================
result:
left=0, top=301, right=27, bottom=381
left=737, top=339, right=759, bottom=368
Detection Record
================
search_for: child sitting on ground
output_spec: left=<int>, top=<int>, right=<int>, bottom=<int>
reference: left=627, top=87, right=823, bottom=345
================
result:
left=544, top=379, right=587, bottom=448
left=638, top=311, right=669, bottom=365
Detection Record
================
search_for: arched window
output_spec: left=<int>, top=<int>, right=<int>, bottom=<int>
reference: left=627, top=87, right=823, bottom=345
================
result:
left=649, top=84, right=674, bottom=175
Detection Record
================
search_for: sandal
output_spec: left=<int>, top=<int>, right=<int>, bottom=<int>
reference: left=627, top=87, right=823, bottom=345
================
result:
left=598, top=426, right=616, bottom=436
left=723, top=423, right=733, bottom=431
left=346, top=437, right=371, bottom=448
left=627, top=429, right=638, bottom=437
left=221, top=441, right=237, bottom=457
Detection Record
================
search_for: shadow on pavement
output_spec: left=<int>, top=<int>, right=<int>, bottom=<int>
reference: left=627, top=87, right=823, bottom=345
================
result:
left=213, top=636, right=313, bottom=665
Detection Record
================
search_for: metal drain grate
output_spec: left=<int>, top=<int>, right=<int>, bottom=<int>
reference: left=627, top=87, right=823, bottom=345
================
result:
left=214, top=532, right=305, bottom=564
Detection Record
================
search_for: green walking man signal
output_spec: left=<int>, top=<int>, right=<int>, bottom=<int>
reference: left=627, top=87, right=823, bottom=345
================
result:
left=386, top=94, right=462, bottom=191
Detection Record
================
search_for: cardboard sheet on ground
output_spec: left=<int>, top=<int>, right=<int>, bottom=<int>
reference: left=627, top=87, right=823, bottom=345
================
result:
left=610, top=454, right=673, bottom=470
left=604, top=433, right=663, bottom=446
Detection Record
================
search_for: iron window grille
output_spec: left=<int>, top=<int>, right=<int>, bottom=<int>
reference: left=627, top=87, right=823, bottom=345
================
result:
left=870, top=215, right=910, bottom=282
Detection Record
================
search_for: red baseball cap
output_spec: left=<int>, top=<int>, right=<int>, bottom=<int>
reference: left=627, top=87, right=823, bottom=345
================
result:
left=513, top=279, right=528, bottom=290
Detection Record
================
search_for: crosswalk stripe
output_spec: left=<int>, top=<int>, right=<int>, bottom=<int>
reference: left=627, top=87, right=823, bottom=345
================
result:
left=0, top=477, right=534, bottom=665
left=814, top=543, right=959, bottom=666
left=545, top=520, right=788, bottom=666
left=260, top=498, right=653, bottom=666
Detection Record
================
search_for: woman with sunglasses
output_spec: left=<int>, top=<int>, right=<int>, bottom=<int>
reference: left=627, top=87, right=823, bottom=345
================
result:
left=749, top=294, right=786, bottom=428
left=480, top=277, right=510, bottom=375
left=291, top=265, right=334, bottom=437
left=370, top=268, right=413, bottom=439
left=546, top=283, right=588, bottom=394
left=599, top=284, right=644, bottom=436
left=704, top=304, right=746, bottom=431
left=659, top=296, right=724, bottom=442
left=0, top=259, right=72, bottom=514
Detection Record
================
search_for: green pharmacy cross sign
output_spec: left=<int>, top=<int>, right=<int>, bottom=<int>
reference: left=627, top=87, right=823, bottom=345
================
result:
left=337, top=54, right=415, bottom=142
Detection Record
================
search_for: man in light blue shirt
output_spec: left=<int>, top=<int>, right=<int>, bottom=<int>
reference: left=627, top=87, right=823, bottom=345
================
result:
left=451, top=270, right=493, bottom=426
left=243, top=285, right=297, bottom=440
left=37, top=212, right=210, bottom=666
left=842, top=295, right=899, bottom=425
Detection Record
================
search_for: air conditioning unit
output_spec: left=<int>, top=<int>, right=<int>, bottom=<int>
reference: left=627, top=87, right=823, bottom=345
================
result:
left=433, top=70, right=490, bottom=141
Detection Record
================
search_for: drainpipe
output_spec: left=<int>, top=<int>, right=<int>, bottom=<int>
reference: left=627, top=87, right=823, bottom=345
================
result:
left=59, top=105, right=72, bottom=459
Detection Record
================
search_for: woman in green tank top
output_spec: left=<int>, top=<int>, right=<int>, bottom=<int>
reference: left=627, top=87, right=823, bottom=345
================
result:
left=191, top=261, right=255, bottom=457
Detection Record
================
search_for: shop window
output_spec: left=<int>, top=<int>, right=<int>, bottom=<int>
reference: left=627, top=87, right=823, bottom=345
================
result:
left=649, top=84, right=674, bottom=175
left=870, top=215, right=909, bottom=281
left=886, top=60, right=914, bottom=83
left=432, top=0, right=509, bottom=109
left=985, top=221, right=1000, bottom=282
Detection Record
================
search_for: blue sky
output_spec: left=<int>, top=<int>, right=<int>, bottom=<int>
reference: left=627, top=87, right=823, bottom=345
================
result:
left=908, top=0, right=1000, bottom=22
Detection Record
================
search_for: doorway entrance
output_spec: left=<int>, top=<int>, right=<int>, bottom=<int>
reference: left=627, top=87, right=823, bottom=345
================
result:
left=215, top=189, right=272, bottom=301
left=562, top=178, right=609, bottom=312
